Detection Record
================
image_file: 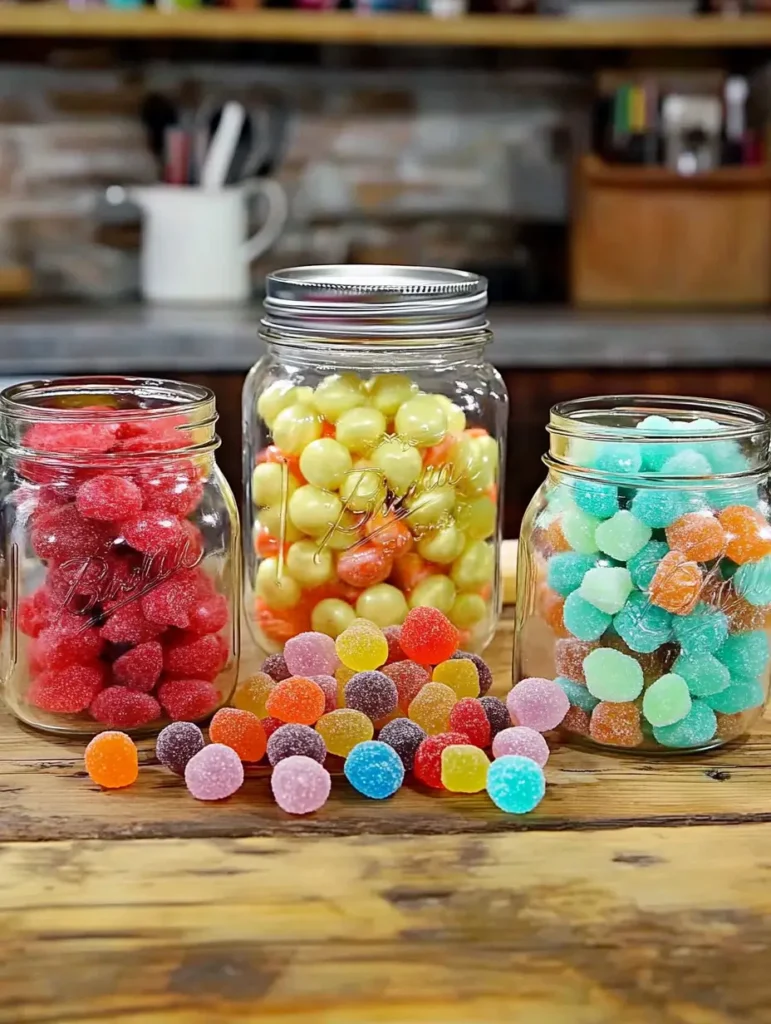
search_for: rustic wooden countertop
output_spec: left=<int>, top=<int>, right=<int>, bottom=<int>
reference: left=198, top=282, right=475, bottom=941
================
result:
left=2, top=542, right=771, bottom=1022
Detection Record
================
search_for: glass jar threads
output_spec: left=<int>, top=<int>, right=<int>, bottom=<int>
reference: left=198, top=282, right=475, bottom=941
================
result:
left=0, top=377, right=240, bottom=735
left=514, top=396, right=771, bottom=752
left=243, top=265, right=508, bottom=654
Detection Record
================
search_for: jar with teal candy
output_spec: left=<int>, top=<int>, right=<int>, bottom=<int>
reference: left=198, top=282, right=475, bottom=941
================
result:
left=514, top=395, right=771, bottom=752
left=242, top=265, right=508, bottom=654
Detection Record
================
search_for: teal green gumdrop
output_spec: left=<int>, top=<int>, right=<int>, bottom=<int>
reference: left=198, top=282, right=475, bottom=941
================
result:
left=627, top=540, right=670, bottom=590
left=614, top=591, right=673, bottom=653
left=733, top=556, right=771, bottom=606
left=636, top=415, right=677, bottom=472
left=630, top=490, right=689, bottom=529
left=572, top=479, right=619, bottom=521
left=555, top=677, right=600, bottom=713
left=583, top=647, right=644, bottom=702
left=642, top=673, right=692, bottom=727
left=704, top=678, right=765, bottom=715
left=673, top=652, right=730, bottom=697
left=593, top=442, right=643, bottom=475
left=595, top=510, right=652, bottom=562
left=562, top=592, right=613, bottom=642
left=660, top=449, right=713, bottom=477
left=547, top=553, right=599, bottom=597
left=672, top=603, right=728, bottom=656
left=716, top=631, right=770, bottom=678
left=578, top=566, right=633, bottom=615
left=561, top=506, right=600, bottom=555
left=653, top=699, right=718, bottom=748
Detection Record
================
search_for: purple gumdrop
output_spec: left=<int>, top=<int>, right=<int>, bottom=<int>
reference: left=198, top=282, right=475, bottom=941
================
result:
left=492, top=726, right=550, bottom=767
left=478, top=696, right=511, bottom=738
left=284, top=631, right=339, bottom=677
left=261, top=653, right=291, bottom=683
left=271, top=754, right=331, bottom=814
left=507, top=678, right=570, bottom=733
left=267, top=723, right=327, bottom=767
left=450, top=651, right=493, bottom=695
left=156, top=720, right=205, bottom=776
left=378, top=717, right=426, bottom=771
left=344, top=670, right=398, bottom=722
left=310, top=674, right=338, bottom=714
left=184, top=743, right=244, bottom=801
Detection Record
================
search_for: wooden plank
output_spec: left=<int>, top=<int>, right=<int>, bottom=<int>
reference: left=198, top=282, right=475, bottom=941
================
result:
left=0, top=7, right=770, bottom=48
left=1, top=824, right=770, bottom=1023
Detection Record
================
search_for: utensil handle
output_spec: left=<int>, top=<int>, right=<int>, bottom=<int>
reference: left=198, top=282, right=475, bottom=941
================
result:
left=242, top=178, right=289, bottom=263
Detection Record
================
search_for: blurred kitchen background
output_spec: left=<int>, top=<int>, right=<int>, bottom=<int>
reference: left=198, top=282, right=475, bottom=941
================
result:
left=0, top=0, right=770, bottom=534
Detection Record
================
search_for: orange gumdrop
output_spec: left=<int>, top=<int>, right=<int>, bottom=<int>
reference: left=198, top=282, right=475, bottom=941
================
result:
left=545, top=516, right=571, bottom=554
left=254, top=525, right=290, bottom=559
left=265, top=676, right=326, bottom=725
left=364, top=510, right=413, bottom=557
left=391, top=552, right=437, bottom=593
left=210, top=707, right=267, bottom=762
left=539, top=587, right=568, bottom=637
left=337, top=543, right=392, bottom=588
left=589, top=702, right=643, bottom=748
left=84, top=731, right=139, bottom=789
left=665, top=511, right=726, bottom=562
left=718, top=505, right=771, bottom=564
left=255, top=599, right=310, bottom=644
left=321, top=421, right=336, bottom=439
left=561, top=705, right=591, bottom=737
left=257, top=445, right=304, bottom=483
left=649, top=551, right=703, bottom=614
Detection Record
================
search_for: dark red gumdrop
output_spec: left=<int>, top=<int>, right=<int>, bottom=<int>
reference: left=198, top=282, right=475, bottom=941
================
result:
left=35, top=612, right=104, bottom=670
left=163, top=632, right=229, bottom=680
left=31, top=505, right=114, bottom=564
left=76, top=474, right=143, bottom=522
left=120, top=512, right=184, bottom=556
left=112, top=641, right=163, bottom=692
left=89, top=687, right=161, bottom=728
left=187, top=594, right=229, bottom=635
left=28, top=663, right=105, bottom=714
left=413, top=732, right=470, bottom=789
left=100, top=600, right=166, bottom=645
left=140, top=569, right=203, bottom=629
left=157, top=678, right=221, bottom=721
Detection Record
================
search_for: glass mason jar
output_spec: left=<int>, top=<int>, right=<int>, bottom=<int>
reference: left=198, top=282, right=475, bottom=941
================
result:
left=515, top=395, right=771, bottom=753
left=0, top=376, right=240, bottom=735
left=243, top=265, right=508, bottom=654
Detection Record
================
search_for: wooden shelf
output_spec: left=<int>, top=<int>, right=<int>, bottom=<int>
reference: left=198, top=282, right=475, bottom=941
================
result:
left=1, top=6, right=771, bottom=48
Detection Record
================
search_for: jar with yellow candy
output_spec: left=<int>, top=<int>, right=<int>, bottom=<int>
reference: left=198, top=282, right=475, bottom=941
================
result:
left=242, top=265, right=508, bottom=655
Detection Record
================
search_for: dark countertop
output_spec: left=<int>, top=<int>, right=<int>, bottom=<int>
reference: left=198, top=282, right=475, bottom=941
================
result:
left=0, top=304, right=768, bottom=375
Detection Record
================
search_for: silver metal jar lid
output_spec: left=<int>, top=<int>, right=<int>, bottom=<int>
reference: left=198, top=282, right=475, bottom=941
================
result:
left=261, top=264, right=489, bottom=341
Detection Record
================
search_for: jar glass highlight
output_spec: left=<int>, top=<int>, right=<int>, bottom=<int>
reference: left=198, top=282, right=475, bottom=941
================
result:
left=514, top=395, right=771, bottom=752
left=243, top=265, right=508, bottom=654
left=0, top=377, right=240, bottom=735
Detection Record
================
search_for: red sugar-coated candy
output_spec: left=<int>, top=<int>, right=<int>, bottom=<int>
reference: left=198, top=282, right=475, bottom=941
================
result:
left=31, top=504, right=112, bottom=564
left=336, top=544, right=393, bottom=589
left=76, top=474, right=143, bottom=522
left=261, top=653, right=291, bottom=683
left=136, top=460, right=203, bottom=517
left=48, top=551, right=136, bottom=607
left=381, top=660, right=430, bottom=712
left=179, top=519, right=205, bottom=563
left=449, top=698, right=492, bottom=748
left=18, top=589, right=54, bottom=638
left=90, top=686, right=161, bottom=728
left=383, top=625, right=406, bottom=664
left=188, top=594, right=229, bottom=635
left=100, top=600, right=166, bottom=645
left=25, top=420, right=116, bottom=456
left=260, top=716, right=284, bottom=740
left=400, top=607, right=460, bottom=666
left=120, top=512, right=183, bottom=556
left=157, top=678, right=221, bottom=721
left=163, top=632, right=228, bottom=680
left=28, top=663, right=104, bottom=713
left=141, top=569, right=203, bottom=629
left=413, top=732, right=470, bottom=789
left=209, top=707, right=267, bottom=762
left=112, top=641, right=163, bottom=692
left=35, top=613, right=103, bottom=670
left=265, top=676, right=326, bottom=725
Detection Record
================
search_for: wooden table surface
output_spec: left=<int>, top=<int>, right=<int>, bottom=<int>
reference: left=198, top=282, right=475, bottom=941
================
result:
left=2, top=548, right=771, bottom=1023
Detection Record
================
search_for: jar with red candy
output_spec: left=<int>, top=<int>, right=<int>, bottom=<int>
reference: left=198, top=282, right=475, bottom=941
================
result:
left=0, top=376, right=240, bottom=735
left=242, top=265, right=508, bottom=655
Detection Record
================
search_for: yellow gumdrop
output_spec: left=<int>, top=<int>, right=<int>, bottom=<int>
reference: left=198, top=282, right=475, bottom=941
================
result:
left=335, top=664, right=356, bottom=705
left=289, top=485, right=342, bottom=536
left=285, top=539, right=334, bottom=588
left=408, top=574, right=456, bottom=615
left=299, top=438, right=352, bottom=491
left=440, top=744, right=489, bottom=794
left=251, top=462, right=298, bottom=508
left=255, top=507, right=303, bottom=545
left=369, top=374, right=419, bottom=417
left=335, top=619, right=389, bottom=671
left=451, top=540, right=495, bottom=592
left=370, top=438, right=423, bottom=497
left=313, top=373, right=367, bottom=423
left=257, top=380, right=300, bottom=429
left=416, top=524, right=466, bottom=565
left=355, top=584, right=409, bottom=628
left=311, top=598, right=357, bottom=639
left=233, top=672, right=276, bottom=718
left=336, top=407, right=387, bottom=456
left=408, top=682, right=457, bottom=735
left=255, top=558, right=301, bottom=610
left=432, top=658, right=479, bottom=699
left=272, top=403, right=323, bottom=456
left=395, top=395, right=448, bottom=448
left=448, top=592, right=487, bottom=630
left=339, top=464, right=386, bottom=513
left=434, top=394, right=466, bottom=435
left=316, top=709, right=374, bottom=757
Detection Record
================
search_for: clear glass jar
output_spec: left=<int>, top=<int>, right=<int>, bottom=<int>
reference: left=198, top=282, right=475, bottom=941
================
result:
left=243, top=265, right=508, bottom=654
left=0, top=376, right=240, bottom=735
left=514, top=395, right=771, bottom=753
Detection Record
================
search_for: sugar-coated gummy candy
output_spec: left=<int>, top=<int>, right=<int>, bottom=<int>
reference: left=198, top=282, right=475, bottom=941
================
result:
left=233, top=672, right=276, bottom=718
left=561, top=506, right=600, bottom=555
left=113, top=641, right=163, bottom=692
left=85, top=730, right=138, bottom=789
left=378, top=717, right=427, bottom=771
left=100, top=601, right=165, bottom=645
left=653, top=700, right=718, bottom=748
left=284, top=631, right=340, bottom=677
left=649, top=551, right=703, bottom=615
left=36, top=612, right=103, bottom=671
left=209, top=707, right=267, bottom=762
left=381, top=659, right=430, bottom=711
left=613, top=591, right=673, bottom=653
left=595, top=511, right=652, bottom=562
left=164, top=632, right=228, bottom=681
left=665, top=511, right=726, bottom=562
left=399, top=606, right=460, bottom=665
left=90, top=686, right=161, bottom=728
left=344, top=740, right=405, bottom=799
left=261, top=653, right=291, bottom=682
left=441, top=744, right=490, bottom=793
left=448, top=698, right=491, bottom=748
left=432, top=659, right=479, bottom=699
left=141, top=570, right=206, bottom=629
left=265, top=676, right=326, bottom=725
left=627, top=540, right=670, bottom=591
left=716, top=630, right=770, bottom=678
left=673, top=652, right=730, bottom=697
left=492, top=726, right=549, bottom=766
left=593, top=441, right=642, bottom=475
left=561, top=704, right=591, bottom=736
left=413, top=731, right=470, bottom=788
left=156, top=721, right=205, bottom=775
left=316, top=708, right=374, bottom=757
left=546, top=553, right=599, bottom=597
left=718, top=505, right=771, bottom=565
left=335, top=620, right=389, bottom=671
left=563, top=592, right=612, bottom=641
left=660, top=448, right=712, bottom=477
left=138, top=462, right=203, bottom=516
left=408, top=682, right=457, bottom=735
left=704, top=678, right=765, bottom=714
left=383, top=625, right=406, bottom=664
left=260, top=716, right=284, bottom=740
left=271, top=755, right=331, bottom=815
left=478, top=696, right=511, bottom=738
left=572, top=479, right=618, bottom=520
left=642, top=673, right=692, bottom=727
left=309, top=674, right=338, bottom=715
left=507, top=677, right=569, bottom=732
left=450, top=651, right=493, bottom=695
left=582, top=648, right=644, bottom=702
left=344, top=670, right=399, bottom=722
left=188, top=594, right=229, bottom=636
left=589, top=701, right=643, bottom=747
left=733, top=556, right=771, bottom=606
left=120, top=511, right=183, bottom=556
left=76, top=473, right=143, bottom=521
left=29, top=664, right=104, bottom=714
left=31, top=504, right=111, bottom=564
left=555, top=676, right=600, bottom=713
left=554, top=638, right=598, bottom=683
left=157, top=678, right=221, bottom=721
left=672, top=603, right=728, bottom=656
left=486, top=754, right=545, bottom=814
left=540, top=588, right=567, bottom=636
left=267, top=723, right=327, bottom=766
left=578, top=566, right=633, bottom=616
left=630, top=489, right=688, bottom=529
left=185, top=743, right=244, bottom=801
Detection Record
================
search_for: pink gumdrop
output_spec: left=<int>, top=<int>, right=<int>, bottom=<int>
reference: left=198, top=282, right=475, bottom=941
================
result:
left=185, top=743, right=244, bottom=801
left=271, top=754, right=331, bottom=814
left=284, top=632, right=339, bottom=677
left=492, top=726, right=550, bottom=767
left=76, top=474, right=143, bottom=522
left=309, top=674, right=338, bottom=714
left=506, top=678, right=569, bottom=733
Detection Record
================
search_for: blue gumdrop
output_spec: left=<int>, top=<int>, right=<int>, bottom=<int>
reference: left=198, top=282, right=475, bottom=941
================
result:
left=562, top=592, right=612, bottom=641
left=733, top=556, right=771, bottom=607
left=554, top=676, right=600, bottom=713
left=673, top=652, right=731, bottom=697
left=671, top=603, right=729, bottom=656
left=344, top=740, right=405, bottom=800
left=660, top=449, right=713, bottom=478
left=486, top=755, right=545, bottom=814
left=704, top=678, right=765, bottom=715
left=546, top=552, right=600, bottom=597
left=701, top=440, right=748, bottom=476
left=716, top=631, right=770, bottom=678
left=613, top=591, right=673, bottom=653
left=653, top=700, right=718, bottom=748
left=573, top=479, right=619, bottom=520
left=630, top=489, right=688, bottom=529
left=636, top=415, right=678, bottom=472
left=593, top=442, right=643, bottom=476
left=627, top=540, right=670, bottom=591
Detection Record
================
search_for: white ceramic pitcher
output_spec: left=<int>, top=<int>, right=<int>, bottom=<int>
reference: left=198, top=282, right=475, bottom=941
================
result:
left=109, top=180, right=288, bottom=304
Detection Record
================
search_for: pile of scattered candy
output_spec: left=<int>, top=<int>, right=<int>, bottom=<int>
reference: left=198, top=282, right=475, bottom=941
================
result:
left=83, top=606, right=566, bottom=816
left=533, top=414, right=771, bottom=750
left=15, top=410, right=234, bottom=730
left=250, top=372, right=498, bottom=654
